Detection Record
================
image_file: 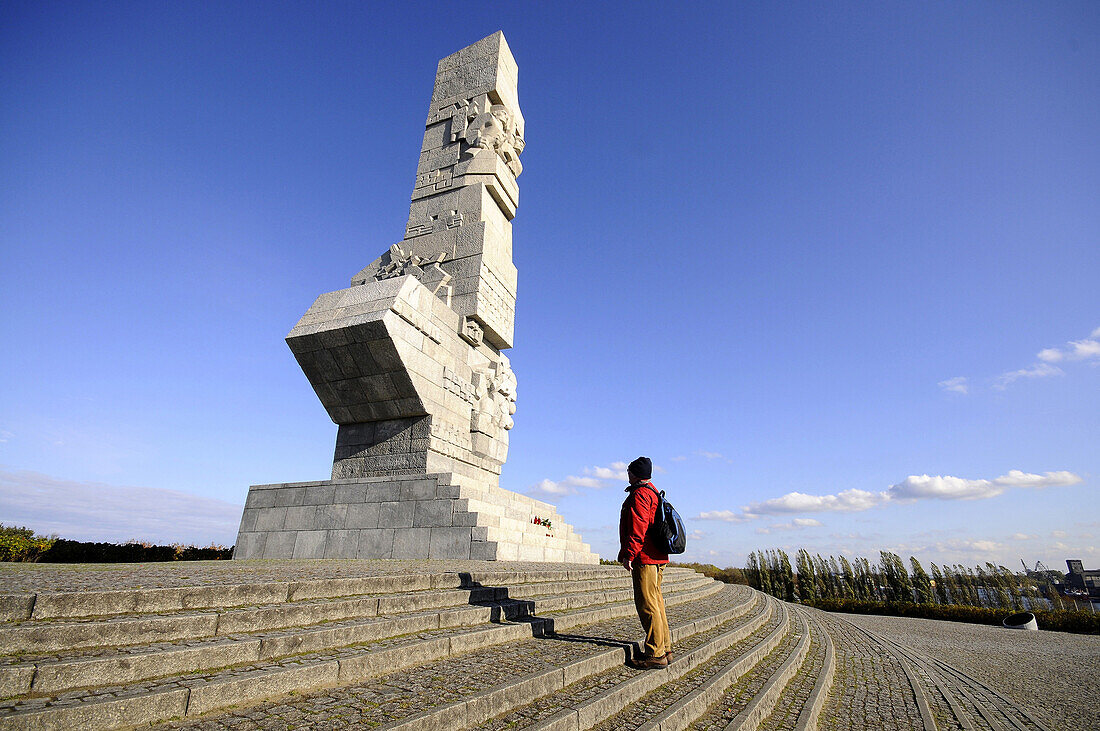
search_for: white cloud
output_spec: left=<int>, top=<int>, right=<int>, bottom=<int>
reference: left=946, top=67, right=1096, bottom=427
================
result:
left=996, top=326, right=1100, bottom=389
left=888, top=474, right=1002, bottom=500
left=939, top=538, right=1004, bottom=554
left=527, top=474, right=604, bottom=497
left=526, top=461, right=633, bottom=498
left=938, top=376, right=969, bottom=395
left=760, top=518, right=824, bottom=533
left=1038, top=331, right=1100, bottom=363
left=747, top=488, right=885, bottom=515
left=1052, top=530, right=1068, bottom=538
left=695, top=470, right=1083, bottom=522
left=0, top=430, right=13, bottom=443
left=696, top=450, right=724, bottom=460
left=951, top=326, right=1100, bottom=392
left=695, top=509, right=756, bottom=523
left=585, top=462, right=628, bottom=481
left=1011, top=533, right=1037, bottom=540
left=564, top=476, right=604, bottom=489
left=0, top=469, right=241, bottom=545
left=994, top=469, right=1081, bottom=488
left=670, top=456, right=687, bottom=462
left=995, top=362, right=1063, bottom=389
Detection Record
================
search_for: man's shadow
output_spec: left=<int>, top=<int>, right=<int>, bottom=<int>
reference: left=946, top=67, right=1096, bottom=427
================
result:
left=457, top=572, right=636, bottom=660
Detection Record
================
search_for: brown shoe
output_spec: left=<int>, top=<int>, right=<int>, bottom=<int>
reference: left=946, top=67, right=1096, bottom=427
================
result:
left=628, top=654, right=669, bottom=670
left=663, top=651, right=674, bottom=664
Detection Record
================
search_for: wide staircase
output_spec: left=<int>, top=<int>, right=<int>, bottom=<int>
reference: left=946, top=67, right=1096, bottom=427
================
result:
left=0, top=563, right=1050, bottom=730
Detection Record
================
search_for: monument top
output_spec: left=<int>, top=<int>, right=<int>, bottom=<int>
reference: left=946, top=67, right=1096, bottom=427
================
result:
left=432, top=32, right=520, bottom=119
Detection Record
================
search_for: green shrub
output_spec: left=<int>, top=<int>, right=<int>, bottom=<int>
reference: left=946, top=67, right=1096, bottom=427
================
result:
left=0, top=524, right=56, bottom=561
left=671, top=562, right=749, bottom=585
left=806, top=597, right=1100, bottom=635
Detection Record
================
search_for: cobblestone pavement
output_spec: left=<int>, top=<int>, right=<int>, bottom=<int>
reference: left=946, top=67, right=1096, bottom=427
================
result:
left=158, top=586, right=751, bottom=730
left=757, top=612, right=827, bottom=731
left=686, top=604, right=798, bottom=730
left=843, top=612, right=1100, bottom=731
left=813, top=610, right=926, bottom=731
left=0, top=575, right=701, bottom=666
left=0, top=560, right=618, bottom=594
left=6, top=564, right=1073, bottom=731
left=487, top=595, right=779, bottom=731
left=0, top=578, right=716, bottom=724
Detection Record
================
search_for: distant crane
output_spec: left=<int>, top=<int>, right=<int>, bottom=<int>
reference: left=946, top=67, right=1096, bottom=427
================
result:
left=1021, top=559, right=1050, bottom=574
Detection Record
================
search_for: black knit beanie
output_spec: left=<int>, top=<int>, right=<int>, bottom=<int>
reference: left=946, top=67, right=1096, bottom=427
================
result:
left=627, top=456, right=652, bottom=481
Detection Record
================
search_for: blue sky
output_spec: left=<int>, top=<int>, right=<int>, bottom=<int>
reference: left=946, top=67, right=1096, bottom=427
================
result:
left=2, top=2, right=1097, bottom=569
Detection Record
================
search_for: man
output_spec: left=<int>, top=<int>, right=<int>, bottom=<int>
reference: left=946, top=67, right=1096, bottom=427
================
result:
left=618, top=456, right=671, bottom=669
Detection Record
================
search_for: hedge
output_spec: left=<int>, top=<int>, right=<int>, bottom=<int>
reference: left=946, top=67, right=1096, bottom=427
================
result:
left=35, top=540, right=233, bottom=563
left=0, top=525, right=233, bottom=563
left=807, top=598, right=1100, bottom=635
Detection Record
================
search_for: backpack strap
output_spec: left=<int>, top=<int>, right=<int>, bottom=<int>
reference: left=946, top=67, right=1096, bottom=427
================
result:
left=639, top=483, right=663, bottom=527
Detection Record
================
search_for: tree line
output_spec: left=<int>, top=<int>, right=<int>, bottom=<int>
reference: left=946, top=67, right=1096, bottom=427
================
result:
left=745, top=548, right=1060, bottom=610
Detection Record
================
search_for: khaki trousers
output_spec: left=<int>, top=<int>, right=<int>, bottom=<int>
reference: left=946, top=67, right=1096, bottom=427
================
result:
left=631, top=563, right=670, bottom=658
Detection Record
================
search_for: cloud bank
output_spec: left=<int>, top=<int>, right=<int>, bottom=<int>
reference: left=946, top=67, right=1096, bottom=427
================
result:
left=526, top=461, right=630, bottom=497
left=695, top=470, right=1082, bottom=522
left=0, top=469, right=242, bottom=545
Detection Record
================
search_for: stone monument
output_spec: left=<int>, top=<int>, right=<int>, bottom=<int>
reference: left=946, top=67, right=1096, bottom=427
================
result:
left=233, top=32, right=598, bottom=564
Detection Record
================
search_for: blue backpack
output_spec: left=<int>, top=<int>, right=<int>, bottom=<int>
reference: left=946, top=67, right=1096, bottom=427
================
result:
left=643, top=484, right=687, bottom=555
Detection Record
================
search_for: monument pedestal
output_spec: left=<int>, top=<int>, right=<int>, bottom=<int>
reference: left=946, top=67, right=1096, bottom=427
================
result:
left=234, top=474, right=598, bottom=564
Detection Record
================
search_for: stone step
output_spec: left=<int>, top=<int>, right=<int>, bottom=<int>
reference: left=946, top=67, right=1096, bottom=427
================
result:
left=694, top=606, right=812, bottom=731
left=383, top=588, right=770, bottom=731
left=492, top=596, right=792, bottom=731
left=77, top=573, right=1051, bottom=731
left=0, top=571, right=701, bottom=656
left=0, top=573, right=711, bottom=698
left=0, top=574, right=725, bottom=729
left=1, top=566, right=640, bottom=623
left=477, top=525, right=588, bottom=553
left=0, top=567, right=686, bottom=650
left=759, top=610, right=834, bottom=731
left=460, top=502, right=578, bottom=542
left=153, top=582, right=758, bottom=731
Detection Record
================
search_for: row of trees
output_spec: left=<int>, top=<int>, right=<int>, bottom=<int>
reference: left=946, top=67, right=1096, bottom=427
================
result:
left=0, top=524, right=234, bottom=562
left=745, top=548, right=1056, bottom=610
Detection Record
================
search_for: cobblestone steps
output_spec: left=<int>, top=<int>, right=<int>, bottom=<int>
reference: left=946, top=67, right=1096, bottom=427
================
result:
left=0, top=567, right=715, bottom=730
left=0, top=561, right=1059, bottom=731
left=767, top=611, right=833, bottom=731
left=157, top=583, right=758, bottom=731
left=0, top=571, right=708, bottom=658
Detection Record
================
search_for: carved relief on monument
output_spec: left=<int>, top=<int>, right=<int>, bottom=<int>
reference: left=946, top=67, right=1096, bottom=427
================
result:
left=459, top=315, right=484, bottom=346
left=423, top=92, right=525, bottom=183
left=471, top=355, right=517, bottom=438
left=361, top=243, right=454, bottom=305
left=463, top=102, right=524, bottom=178
left=406, top=210, right=464, bottom=239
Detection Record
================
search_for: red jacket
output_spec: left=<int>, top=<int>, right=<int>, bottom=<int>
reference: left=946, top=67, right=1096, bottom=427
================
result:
left=618, top=481, right=670, bottom=565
